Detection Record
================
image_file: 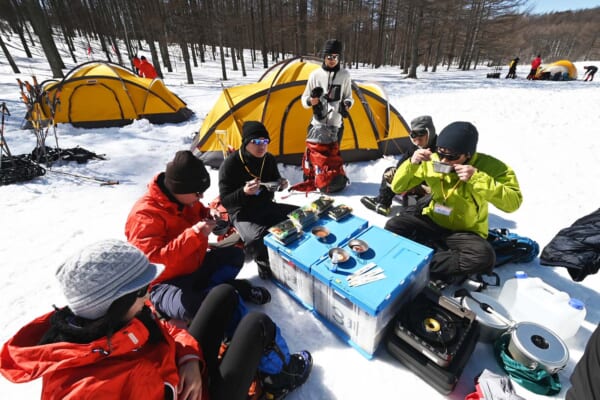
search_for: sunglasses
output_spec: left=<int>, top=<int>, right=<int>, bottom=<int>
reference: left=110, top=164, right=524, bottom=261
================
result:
left=437, top=148, right=462, bottom=161
left=250, top=138, right=270, bottom=145
left=135, top=285, right=149, bottom=298
left=409, top=129, right=428, bottom=139
left=326, top=54, right=339, bottom=61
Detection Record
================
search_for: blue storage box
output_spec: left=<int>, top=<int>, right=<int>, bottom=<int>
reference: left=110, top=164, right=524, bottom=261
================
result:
left=264, top=214, right=368, bottom=309
left=311, top=226, right=433, bottom=358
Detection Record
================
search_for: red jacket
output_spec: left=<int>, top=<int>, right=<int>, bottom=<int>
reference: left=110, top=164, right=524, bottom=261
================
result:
left=531, top=56, right=542, bottom=70
left=138, top=59, right=158, bottom=79
left=0, top=311, right=207, bottom=400
left=125, top=174, right=211, bottom=283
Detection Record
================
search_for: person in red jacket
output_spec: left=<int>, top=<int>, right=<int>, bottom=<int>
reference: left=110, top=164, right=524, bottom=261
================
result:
left=0, top=240, right=285, bottom=400
left=527, top=54, right=542, bottom=80
left=138, top=55, right=158, bottom=79
left=132, top=55, right=141, bottom=75
left=125, top=150, right=270, bottom=323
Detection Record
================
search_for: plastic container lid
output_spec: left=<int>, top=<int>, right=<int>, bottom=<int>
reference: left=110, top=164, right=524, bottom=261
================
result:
left=514, top=271, right=528, bottom=279
left=569, top=298, right=585, bottom=310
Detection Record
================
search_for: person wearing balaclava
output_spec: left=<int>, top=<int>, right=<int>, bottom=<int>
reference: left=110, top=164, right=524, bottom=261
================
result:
left=218, top=121, right=297, bottom=280
left=126, top=150, right=272, bottom=323
left=384, top=121, right=523, bottom=284
left=301, top=38, right=354, bottom=146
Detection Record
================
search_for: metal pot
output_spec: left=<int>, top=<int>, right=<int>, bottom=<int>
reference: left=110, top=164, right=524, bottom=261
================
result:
left=461, top=292, right=511, bottom=343
left=507, top=321, right=569, bottom=374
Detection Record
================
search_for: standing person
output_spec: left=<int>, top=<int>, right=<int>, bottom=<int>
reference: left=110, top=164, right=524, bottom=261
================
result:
left=126, top=150, right=270, bottom=323
left=583, top=65, right=598, bottom=81
left=301, top=39, right=353, bottom=146
left=384, top=121, right=523, bottom=284
left=218, top=121, right=296, bottom=280
left=132, top=55, right=141, bottom=75
left=527, top=54, right=542, bottom=80
left=0, top=240, right=312, bottom=400
left=360, top=115, right=437, bottom=216
left=505, top=57, right=519, bottom=79
left=138, top=55, right=159, bottom=79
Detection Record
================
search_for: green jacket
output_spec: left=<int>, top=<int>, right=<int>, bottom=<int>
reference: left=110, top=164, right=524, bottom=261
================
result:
left=390, top=152, right=522, bottom=238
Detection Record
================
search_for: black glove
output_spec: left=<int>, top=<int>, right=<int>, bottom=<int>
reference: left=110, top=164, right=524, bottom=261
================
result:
left=310, top=87, right=324, bottom=98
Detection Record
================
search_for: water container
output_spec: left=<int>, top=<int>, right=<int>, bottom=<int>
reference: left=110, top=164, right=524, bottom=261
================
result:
left=497, top=271, right=586, bottom=340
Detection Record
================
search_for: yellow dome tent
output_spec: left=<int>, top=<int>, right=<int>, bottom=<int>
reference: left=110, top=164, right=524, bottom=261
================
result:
left=535, top=60, right=578, bottom=81
left=192, top=56, right=411, bottom=167
left=30, top=61, right=193, bottom=128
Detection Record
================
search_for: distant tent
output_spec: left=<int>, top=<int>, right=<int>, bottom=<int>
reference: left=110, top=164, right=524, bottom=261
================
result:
left=535, top=60, right=578, bottom=81
left=30, top=61, right=193, bottom=128
left=192, top=56, right=411, bottom=167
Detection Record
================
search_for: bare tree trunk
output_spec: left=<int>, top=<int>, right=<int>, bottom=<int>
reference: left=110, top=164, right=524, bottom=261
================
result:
left=408, top=3, right=424, bottom=78
left=148, top=40, right=163, bottom=78
left=23, top=0, right=64, bottom=78
left=180, top=42, right=193, bottom=84
left=0, top=35, right=20, bottom=73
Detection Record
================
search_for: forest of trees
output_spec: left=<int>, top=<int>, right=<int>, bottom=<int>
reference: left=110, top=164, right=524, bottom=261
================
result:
left=0, top=0, right=599, bottom=81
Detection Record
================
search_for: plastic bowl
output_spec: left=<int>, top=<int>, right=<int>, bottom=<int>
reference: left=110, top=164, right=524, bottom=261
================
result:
left=348, top=239, right=369, bottom=254
left=311, top=225, right=330, bottom=240
left=328, top=247, right=350, bottom=264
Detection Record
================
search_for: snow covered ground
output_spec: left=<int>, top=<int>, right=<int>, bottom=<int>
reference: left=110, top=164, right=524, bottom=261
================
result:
left=0, top=41, right=598, bottom=399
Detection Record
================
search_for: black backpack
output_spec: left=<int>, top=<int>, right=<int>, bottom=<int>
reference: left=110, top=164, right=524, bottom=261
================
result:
left=487, top=228, right=540, bottom=267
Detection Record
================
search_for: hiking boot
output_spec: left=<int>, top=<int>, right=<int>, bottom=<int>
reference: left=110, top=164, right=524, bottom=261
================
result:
left=262, top=351, right=313, bottom=399
left=257, top=260, right=273, bottom=280
left=360, top=196, right=390, bottom=216
left=248, top=286, right=272, bottom=305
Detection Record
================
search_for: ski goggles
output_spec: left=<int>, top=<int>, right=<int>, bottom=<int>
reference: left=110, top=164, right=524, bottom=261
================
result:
left=409, top=129, right=428, bottom=139
left=250, top=138, right=270, bottom=145
left=437, top=148, right=462, bottom=161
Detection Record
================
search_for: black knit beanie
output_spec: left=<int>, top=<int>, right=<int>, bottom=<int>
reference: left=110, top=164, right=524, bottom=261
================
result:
left=323, top=39, right=343, bottom=55
left=437, top=121, right=479, bottom=155
left=242, top=121, right=270, bottom=146
left=164, top=150, right=210, bottom=194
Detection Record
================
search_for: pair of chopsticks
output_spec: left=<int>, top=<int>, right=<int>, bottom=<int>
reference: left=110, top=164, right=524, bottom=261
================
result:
left=347, top=262, right=386, bottom=287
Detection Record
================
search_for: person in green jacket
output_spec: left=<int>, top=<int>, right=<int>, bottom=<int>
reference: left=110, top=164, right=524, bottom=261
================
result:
left=384, top=121, right=522, bottom=283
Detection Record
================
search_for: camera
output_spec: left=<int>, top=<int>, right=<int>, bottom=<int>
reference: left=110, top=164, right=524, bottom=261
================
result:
left=310, top=87, right=328, bottom=121
left=433, top=161, right=454, bottom=174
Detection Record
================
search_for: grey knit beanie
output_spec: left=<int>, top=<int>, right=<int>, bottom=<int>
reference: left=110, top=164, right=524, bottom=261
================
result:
left=55, top=239, right=164, bottom=320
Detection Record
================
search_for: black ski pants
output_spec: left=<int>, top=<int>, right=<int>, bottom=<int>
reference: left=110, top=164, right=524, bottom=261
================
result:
left=384, top=213, right=495, bottom=282
left=188, top=284, right=276, bottom=400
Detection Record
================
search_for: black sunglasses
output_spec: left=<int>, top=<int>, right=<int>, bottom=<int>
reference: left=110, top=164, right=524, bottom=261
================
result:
left=135, top=285, right=149, bottom=298
left=409, top=129, right=428, bottom=139
left=326, top=54, right=339, bottom=61
left=437, top=148, right=462, bottom=161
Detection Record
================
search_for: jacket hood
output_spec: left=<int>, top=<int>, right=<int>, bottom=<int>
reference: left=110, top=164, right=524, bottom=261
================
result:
left=0, top=312, right=151, bottom=383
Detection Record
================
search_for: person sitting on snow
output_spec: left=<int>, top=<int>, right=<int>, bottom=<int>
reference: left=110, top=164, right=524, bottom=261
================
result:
left=125, top=150, right=271, bottom=323
left=384, top=121, right=522, bottom=284
left=361, top=115, right=437, bottom=216
left=218, top=121, right=296, bottom=280
left=0, top=240, right=313, bottom=400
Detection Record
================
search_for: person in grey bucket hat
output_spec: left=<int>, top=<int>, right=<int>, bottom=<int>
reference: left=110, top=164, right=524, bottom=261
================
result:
left=0, top=239, right=313, bottom=399
left=56, top=239, right=164, bottom=319
left=384, top=121, right=523, bottom=284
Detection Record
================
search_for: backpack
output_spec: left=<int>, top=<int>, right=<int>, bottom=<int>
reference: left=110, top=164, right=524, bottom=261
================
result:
left=487, top=228, right=540, bottom=267
left=290, top=142, right=348, bottom=194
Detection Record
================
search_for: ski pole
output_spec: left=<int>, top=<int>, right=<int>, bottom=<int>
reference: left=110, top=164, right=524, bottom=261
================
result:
left=45, top=168, right=120, bottom=186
